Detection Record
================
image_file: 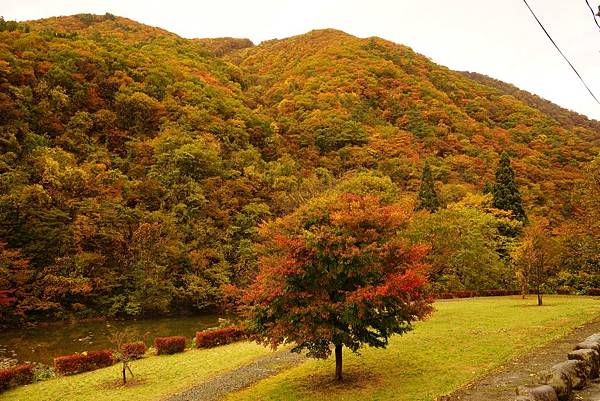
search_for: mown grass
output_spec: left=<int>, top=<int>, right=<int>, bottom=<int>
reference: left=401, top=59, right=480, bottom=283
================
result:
left=225, top=296, right=600, bottom=401
left=1, top=341, right=272, bottom=401
left=3, top=296, right=600, bottom=401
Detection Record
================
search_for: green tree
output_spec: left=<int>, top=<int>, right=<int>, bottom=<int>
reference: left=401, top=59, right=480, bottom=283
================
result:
left=415, top=161, right=440, bottom=212
left=492, top=152, right=527, bottom=224
left=407, top=194, right=514, bottom=292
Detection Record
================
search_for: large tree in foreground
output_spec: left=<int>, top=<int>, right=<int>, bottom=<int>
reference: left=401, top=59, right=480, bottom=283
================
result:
left=242, top=194, right=433, bottom=380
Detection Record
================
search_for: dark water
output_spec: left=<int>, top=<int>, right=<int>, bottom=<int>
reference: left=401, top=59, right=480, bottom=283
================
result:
left=0, top=315, right=222, bottom=366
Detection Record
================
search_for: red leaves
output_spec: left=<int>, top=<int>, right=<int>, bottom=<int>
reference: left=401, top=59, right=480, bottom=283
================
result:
left=0, top=290, right=16, bottom=306
left=121, top=342, right=146, bottom=359
left=54, top=350, right=113, bottom=376
left=242, top=194, right=433, bottom=354
left=0, top=364, right=34, bottom=393
left=195, top=327, right=246, bottom=348
left=154, top=336, right=186, bottom=355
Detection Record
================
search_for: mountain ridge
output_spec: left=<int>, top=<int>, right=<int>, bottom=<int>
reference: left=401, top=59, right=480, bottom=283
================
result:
left=0, top=14, right=598, bottom=323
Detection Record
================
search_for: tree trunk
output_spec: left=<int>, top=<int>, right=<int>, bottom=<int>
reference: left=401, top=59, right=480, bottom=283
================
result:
left=122, top=363, right=127, bottom=384
left=537, top=292, right=543, bottom=306
left=335, top=343, right=343, bottom=381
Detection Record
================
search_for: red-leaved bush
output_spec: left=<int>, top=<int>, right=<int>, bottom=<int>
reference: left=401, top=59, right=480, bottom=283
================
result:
left=587, top=288, right=600, bottom=296
left=195, top=327, right=246, bottom=348
left=154, top=336, right=186, bottom=355
left=121, top=342, right=146, bottom=359
left=0, top=364, right=34, bottom=392
left=53, top=350, right=113, bottom=375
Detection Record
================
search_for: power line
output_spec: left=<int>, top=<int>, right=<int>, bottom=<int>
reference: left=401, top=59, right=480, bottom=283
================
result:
left=522, top=0, right=600, bottom=105
left=584, top=0, right=600, bottom=32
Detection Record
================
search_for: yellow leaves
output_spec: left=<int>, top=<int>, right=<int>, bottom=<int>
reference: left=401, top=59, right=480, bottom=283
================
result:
left=0, top=59, right=11, bottom=74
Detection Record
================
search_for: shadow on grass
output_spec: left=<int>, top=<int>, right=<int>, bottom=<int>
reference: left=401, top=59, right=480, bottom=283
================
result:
left=294, top=367, right=384, bottom=396
left=98, top=377, right=149, bottom=390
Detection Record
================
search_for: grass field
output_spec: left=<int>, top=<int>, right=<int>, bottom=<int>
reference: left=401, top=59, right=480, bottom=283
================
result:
left=3, top=296, right=600, bottom=401
left=225, top=296, right=600, bottom=401
left=0, top=341, right=272, bottom=401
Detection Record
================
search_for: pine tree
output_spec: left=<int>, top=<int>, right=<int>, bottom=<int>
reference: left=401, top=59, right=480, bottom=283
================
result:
left=492, top=152, right=527, bottom=223
left=416, top=161, right=440, bottom=212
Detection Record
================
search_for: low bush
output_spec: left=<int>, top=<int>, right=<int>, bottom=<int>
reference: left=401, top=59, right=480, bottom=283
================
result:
left=53, top=350, right=113, bottom=376
left=437, top=289, right=519, bottom=299
left=195, top=326, right=246, bottom=348
left=557, top=286, right=576, bottom=295
left=121, top=342, right=146, bottom=359
left=587, top=288, right=600, bottom=296
left=0, top=364, right=34, bottom=392
left=154, top=336, right=186, bottom=355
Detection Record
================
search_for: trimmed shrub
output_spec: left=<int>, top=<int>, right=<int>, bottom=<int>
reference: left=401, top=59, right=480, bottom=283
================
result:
left=557, top=286, right=576, bottom=295
left=0, top=364, right=34, bottom=393
left=53, top=350, right=113, bottom=376
left=154, top=336, right=186, bottom=355
left=121, top=342, right=146, bottom=359
left=587, top=288, right=600, bottom=296
left=437, top=289, right=519, bottom=299
left=195, top=326, right=246, bottom=348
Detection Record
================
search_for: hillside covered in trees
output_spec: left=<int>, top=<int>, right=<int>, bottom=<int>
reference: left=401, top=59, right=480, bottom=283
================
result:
left=0, top=14, right=598, bottom=325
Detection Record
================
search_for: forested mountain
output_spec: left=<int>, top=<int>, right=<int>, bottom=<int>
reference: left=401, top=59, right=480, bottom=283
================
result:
left=0, top=14, right=598, bottom=324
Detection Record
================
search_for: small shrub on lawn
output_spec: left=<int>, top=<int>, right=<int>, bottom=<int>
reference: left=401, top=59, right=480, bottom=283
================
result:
left=195, top=326, right=246, bottom=348
left=154, top=336, right=186, bottom=355
left=121, top=342, right=146, bottom=359
left=53, top=350, right=113, bottom=375
left=437, top=289, right=519, bottom=299
left=0, top=364, right=34, bottom=392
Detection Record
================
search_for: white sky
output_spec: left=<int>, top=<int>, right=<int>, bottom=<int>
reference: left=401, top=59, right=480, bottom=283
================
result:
left=4, top=0, right=600, bottom=121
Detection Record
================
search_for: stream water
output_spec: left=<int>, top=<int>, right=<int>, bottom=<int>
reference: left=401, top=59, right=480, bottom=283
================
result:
left=0, top=314, right=222, bottom=366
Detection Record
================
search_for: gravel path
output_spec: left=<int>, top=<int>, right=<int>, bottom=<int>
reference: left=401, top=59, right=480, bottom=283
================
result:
left=445, top=316, right=600, bottom=401
left=162, top=348, right=305, bottom=401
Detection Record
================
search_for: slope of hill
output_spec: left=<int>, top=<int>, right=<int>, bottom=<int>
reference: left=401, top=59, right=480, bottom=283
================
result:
left=0, top=15, right=598, bottom=324
left=462, top=71, right=600, bottom=136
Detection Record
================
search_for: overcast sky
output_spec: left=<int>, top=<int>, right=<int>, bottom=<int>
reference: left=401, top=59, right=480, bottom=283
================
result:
left=4, top=0, right=600, bottom=121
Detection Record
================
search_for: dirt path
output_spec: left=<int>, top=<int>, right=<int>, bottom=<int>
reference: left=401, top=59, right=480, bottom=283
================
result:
left=162, top=349, right=305, bottom=401
left=445, top=317, right=600, bottom=401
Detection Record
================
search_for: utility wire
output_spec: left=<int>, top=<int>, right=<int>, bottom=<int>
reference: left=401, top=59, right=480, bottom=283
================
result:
left=584, top=0, right=600, bottom=32
left=522, top=0, right=600, bottom=105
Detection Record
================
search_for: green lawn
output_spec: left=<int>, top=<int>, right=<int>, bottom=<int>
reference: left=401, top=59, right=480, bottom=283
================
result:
left=226, top=296, right=600, bottom=401
left=1, top=341, right=272, bottom=401
left=3, top=296, right=600, bottom=401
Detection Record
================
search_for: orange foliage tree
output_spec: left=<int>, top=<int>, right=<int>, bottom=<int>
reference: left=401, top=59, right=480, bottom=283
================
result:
left=241, top=194, right=433, bottom=380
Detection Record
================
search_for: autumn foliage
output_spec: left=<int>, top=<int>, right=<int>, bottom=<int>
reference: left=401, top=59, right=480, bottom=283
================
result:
left=154, top=336, right=186, bottom=355
left=0, top=14, right=598, bottom=326
left=0, top=364, right=34, bottom=393
left=121, top=342, right=146, bottom=359
left=242, top=194, right=433, bottom=379
left=195, top=326, right=246, bottom=348
left=53, top=350, right=113, bottom=375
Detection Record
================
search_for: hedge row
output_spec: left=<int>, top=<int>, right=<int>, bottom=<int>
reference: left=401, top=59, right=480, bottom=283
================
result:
left=437, top=289, right=520, bottom=299
left=195, top=326, right=246, bottom=348
left=587, top=288, right=600, bottom=296
left=154, top=336, right=186, bottom=355
left=0, top=364, right=34, bottom=393
left=122, top=342, right=146, bottom=359
left=7, top=326, right=245, bottom=391
left=53, top=350, right=113, bottom=376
